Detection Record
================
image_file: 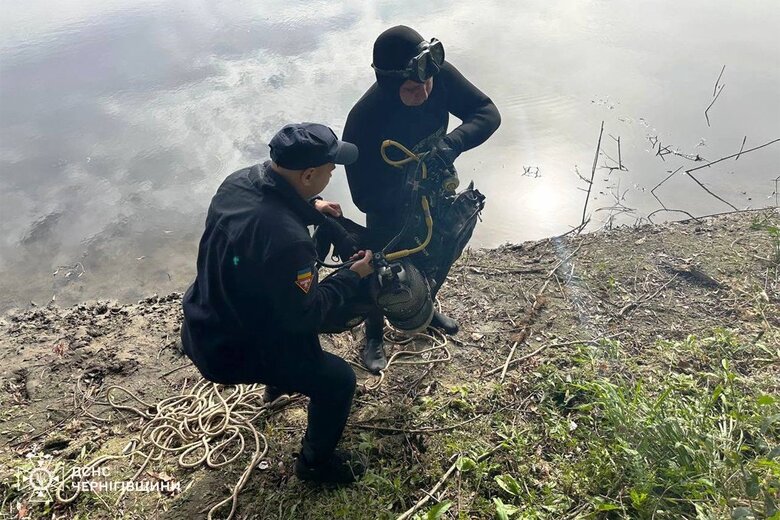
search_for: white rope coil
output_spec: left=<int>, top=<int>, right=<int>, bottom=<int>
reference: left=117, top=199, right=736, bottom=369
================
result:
left=59, top=326, right=450, bottom=519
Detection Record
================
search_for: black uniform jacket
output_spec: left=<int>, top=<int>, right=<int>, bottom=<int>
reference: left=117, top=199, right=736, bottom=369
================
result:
left=344, top=61, right=501, bottom=217
left=181, top=161, right=361, bottom=384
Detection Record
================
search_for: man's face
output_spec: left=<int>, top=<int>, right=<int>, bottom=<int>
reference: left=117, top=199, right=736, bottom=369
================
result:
left=303, top=162, right=335, bottom=197
left=399, top=77, right=434, bottom=106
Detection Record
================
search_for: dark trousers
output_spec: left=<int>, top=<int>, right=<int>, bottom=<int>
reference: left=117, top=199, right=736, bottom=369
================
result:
left=364, top=212, right=404, bottom=341
left=261, top=346, right=356, bottom=465
left=181, top=324, right=356, bottom=465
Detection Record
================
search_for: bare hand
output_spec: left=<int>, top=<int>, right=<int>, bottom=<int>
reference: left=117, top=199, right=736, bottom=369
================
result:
left=314, top=199, right=342, bottom=217
left=349, top=249, right=373, bottom=278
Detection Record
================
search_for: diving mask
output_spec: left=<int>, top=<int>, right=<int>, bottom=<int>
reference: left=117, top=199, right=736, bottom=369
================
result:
left=372, top=38, right=445, bottom=83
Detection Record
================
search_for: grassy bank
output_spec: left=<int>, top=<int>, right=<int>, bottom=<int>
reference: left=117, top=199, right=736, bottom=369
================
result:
left=235, top=330, right=778, bottom=520
left=1, top=209, right=778, bottom=519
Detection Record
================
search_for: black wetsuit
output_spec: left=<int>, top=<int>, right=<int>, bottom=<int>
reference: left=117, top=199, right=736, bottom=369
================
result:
left=346, top=65, right=500, bottom=282
left=344, top=26, right=500, bottom=339
left=344, top=24, right=501, bottom=247
left=344, top=60, right=501, bottom=219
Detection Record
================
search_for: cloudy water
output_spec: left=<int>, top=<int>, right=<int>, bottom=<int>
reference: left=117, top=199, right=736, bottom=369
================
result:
left=1, top=0, right=778, bottom=310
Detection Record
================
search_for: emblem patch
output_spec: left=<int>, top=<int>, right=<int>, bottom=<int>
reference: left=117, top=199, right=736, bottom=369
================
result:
left=295, top=267, right=314, bottom=294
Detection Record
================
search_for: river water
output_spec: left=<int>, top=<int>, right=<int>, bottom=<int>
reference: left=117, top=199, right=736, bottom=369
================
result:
left=1, top=0, right=778, bottom=310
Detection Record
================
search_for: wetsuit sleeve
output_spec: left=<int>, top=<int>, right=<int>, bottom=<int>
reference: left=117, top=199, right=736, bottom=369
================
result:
left=264, top=241, right=361, bottom=335
left=344, top=101, right=402, bottom=214
left=441, top=62, right=502, bottom=154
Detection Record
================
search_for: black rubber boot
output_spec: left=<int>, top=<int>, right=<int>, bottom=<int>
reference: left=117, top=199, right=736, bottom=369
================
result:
left=295, top=450, right=366, bottom=484
left=361, top=338, right=387, bottom=374
left=361, top=312, right=387, bottom=374
left=430, top=310, right=459, bottom=335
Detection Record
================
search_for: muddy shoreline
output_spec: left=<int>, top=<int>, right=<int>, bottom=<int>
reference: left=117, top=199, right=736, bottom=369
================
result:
left=1, top=209, right=778, bottom=519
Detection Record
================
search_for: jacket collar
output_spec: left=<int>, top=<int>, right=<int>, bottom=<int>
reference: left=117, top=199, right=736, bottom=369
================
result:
left=252, top=161, right=324, bottom=226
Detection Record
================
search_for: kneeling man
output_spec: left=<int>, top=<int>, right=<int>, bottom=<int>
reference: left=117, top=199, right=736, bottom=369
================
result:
left=181, top=123, right=372, bottom=484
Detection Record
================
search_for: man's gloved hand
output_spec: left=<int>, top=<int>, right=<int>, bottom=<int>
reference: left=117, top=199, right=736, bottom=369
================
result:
left=428, top=137, right=461, bottom=192
left=428, top=137, right=460, bottom=170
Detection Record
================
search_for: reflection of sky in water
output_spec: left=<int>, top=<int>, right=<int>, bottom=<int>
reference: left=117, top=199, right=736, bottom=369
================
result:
left=1, top=0, right=779, bottom=308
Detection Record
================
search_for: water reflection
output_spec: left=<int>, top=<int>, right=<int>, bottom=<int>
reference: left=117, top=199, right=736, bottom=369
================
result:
left=1, top=0, right=778, bottom=310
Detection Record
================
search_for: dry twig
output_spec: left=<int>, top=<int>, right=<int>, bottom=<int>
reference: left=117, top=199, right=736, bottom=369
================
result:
left=686, top=138, right=779, bottom=174
left=705, top=65, right=726, bottom=127
left=581, top=121, right=605, bottom=227
left=396, top=442, right=506, bottom=520
left=713, top=65, right=726, bottom=96
left=499, top=341, right=519, bottom=382
left=617, top=274, right=679, bottom=318
left=735, top=136, right=747, bottom=161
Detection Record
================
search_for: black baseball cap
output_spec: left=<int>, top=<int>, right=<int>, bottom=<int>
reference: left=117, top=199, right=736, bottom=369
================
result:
left=269, top=123, right=358, bottom=170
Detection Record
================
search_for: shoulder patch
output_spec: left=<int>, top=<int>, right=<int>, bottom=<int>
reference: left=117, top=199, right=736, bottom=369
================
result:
left=295, top=267, right=314, bottom=294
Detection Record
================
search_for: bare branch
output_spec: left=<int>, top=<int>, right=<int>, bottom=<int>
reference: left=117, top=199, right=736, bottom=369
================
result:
left=650, top=166, right=683, bottom=210
left=705, top=83, right=725, bottom=127
left=774, top=175, right=779, bottom=207
left=574, top=165, right=591, bottom=184
left=647, top=208, right=701, bottom=224
left=554, top=218, right=590, bottom=239
left=580, top=121, right=604, bottom=227
left=713, top=64, right=726, bottom=96
left=685, top=170, right=738, bottom=211
left=648, top=135, right=659, bottom=149
left=686, top=138, right=780, bottom=174
left=735, top=136, right=747, bottom=161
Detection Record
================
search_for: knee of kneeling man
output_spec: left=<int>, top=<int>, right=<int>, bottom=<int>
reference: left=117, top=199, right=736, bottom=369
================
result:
left=340, top=363, right=357, bottom=392
left=322, top=354, right=357, bottom=395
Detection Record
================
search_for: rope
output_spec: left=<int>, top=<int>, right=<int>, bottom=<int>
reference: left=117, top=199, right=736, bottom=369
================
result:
left=348, top=326, right=451, bottom=391
left=59, top=325, right=448, bottom=519
left=56, top=379, right=283, bottom=520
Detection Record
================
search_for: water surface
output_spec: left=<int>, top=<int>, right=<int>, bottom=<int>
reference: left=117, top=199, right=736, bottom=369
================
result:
left=1, top=0, right=778, bottom=310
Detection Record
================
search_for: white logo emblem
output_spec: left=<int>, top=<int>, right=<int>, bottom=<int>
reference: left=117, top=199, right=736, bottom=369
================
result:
left=15, top=453, right=62, bottom=503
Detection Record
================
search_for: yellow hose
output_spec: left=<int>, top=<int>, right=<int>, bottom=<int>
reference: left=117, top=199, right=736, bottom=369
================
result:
left=380, top=140, right=427, bottom=178
left=386, top=196, right=433, bottom=260
left=379, top=139, right=433, bottom=259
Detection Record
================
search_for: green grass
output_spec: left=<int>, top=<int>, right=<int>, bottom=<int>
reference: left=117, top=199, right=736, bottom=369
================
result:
left=489, top=332, right=780, bottom=519
left=268, top=331, right=778, bottom=519
left=750, top=215, right=780, bottom=265
left=4, top=330, right=778, bottom=519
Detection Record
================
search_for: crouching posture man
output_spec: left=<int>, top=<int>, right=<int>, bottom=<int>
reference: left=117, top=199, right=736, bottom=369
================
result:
left=181, top=123, right=372, bottom=484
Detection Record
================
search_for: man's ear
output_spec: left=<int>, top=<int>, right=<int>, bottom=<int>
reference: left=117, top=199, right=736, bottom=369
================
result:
left=300, top=167, right=316, bottom=186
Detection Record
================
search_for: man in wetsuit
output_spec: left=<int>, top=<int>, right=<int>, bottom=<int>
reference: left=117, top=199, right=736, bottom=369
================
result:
left=181, top=123, right=373, bottom=484
left=344, top=25, right=501, bottom=372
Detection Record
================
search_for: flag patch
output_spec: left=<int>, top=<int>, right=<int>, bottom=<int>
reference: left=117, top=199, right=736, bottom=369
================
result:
left=295, top=267, right=314, bottom=294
